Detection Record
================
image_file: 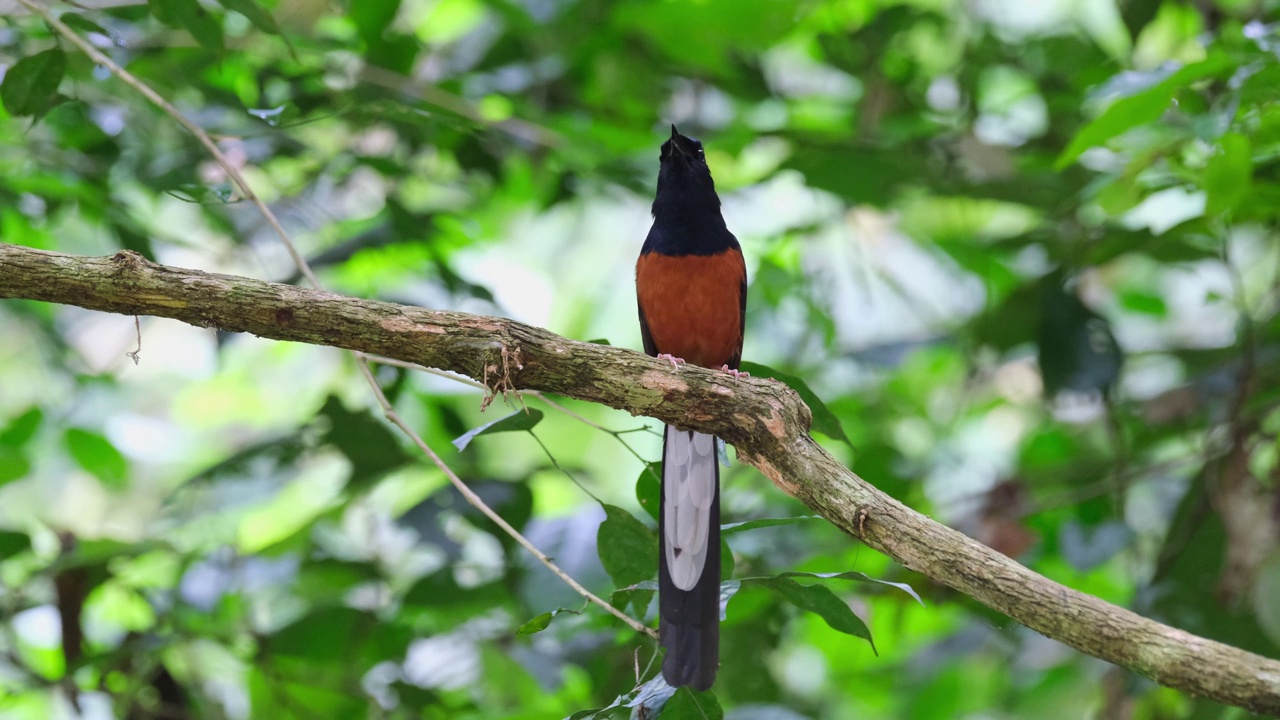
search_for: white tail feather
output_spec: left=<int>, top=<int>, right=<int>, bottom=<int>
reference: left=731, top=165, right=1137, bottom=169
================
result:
left=664, top=426, right=716, bottom=590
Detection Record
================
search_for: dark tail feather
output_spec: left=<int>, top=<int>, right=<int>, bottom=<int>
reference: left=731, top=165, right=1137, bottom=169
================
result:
left=658, top=426, right=721, bottom=690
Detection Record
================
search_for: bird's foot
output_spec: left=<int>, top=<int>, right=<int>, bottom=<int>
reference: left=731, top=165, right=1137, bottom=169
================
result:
left=657, top=354, right=686, bottom=369
left=719, top=365, right=750, bottom=384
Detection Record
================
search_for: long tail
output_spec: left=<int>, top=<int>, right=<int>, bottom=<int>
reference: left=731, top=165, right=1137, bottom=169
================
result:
left=658, top=425, right=721, bottom=690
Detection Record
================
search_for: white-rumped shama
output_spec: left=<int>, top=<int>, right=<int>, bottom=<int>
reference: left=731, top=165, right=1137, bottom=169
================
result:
left=635, top=125, right=746, bottom=690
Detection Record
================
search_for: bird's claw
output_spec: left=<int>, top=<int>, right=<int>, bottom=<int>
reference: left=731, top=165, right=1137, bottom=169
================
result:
left=657, top=353, right=686, bottom=369
left=719, top=365, right=750, bottom=384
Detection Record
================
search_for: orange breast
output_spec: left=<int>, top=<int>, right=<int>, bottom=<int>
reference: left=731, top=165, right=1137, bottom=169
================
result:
left=636, top=249, right=745, bottom=369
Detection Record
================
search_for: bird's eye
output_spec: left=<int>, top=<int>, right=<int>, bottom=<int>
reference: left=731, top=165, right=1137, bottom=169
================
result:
left=696, top=146, right=705, bottom=157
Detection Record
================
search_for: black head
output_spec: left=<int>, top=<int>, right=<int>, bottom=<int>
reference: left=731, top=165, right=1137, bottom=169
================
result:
left=660, top=124, right=705, bottom=165
left=644, top=125, right=737, bottom=255
left=654, top=124, right=721, bottom=217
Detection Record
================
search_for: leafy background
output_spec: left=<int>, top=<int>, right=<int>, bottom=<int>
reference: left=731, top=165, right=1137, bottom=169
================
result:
left=2, top=0, right=1280, bottom=718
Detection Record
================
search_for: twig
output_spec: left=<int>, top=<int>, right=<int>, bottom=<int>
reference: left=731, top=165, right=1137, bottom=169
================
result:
left=367, top=354, right=664, bottom=481
left=19, top=0, right=652, bottom=639
left=19, top=1, right=318, bottom=288
left=352, top=360, right=651, bottom=635
left=528, top=429, right=602, bottom=502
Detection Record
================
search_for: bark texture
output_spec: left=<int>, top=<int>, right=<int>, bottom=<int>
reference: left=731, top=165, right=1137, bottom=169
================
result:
left=2, top=242, right=1278, bottom=715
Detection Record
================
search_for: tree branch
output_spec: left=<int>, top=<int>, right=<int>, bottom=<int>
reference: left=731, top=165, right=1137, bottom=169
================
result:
left=2, top=241, right=1278, bottom=715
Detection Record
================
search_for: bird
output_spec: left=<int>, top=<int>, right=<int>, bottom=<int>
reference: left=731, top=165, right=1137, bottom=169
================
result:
left=635, top=124, right=747, bottom=690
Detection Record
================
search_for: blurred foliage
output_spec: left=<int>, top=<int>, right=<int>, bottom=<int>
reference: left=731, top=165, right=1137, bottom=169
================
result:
left=2, top=0, right=1280, bottom=718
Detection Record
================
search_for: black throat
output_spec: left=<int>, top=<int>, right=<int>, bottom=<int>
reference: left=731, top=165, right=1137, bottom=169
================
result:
left=644, top=131, right=737, bottom=257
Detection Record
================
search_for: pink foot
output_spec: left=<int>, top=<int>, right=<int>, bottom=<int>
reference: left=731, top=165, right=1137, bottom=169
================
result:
left=657, top=353, right=686, bottom=369
left=720, top=365, right=750, bottom=384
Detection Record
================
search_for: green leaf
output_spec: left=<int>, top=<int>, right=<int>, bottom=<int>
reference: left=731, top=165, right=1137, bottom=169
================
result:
left=517, top=611, right=555, bottom=635
left=1056, top=53, right=1237, bottom=169
left=319, top=396, right=410, bottom=485
left=60, top=13, right=111, bottom=37
left=772, top=570, right=924, bottom=606
left=634, top=462, right=662, bottom=522
left=0, top=407, right=42, bottom=448
left=596, top=504, right=658, bottom=587
left=49, top=539, right=165, bottom=573
left=268, top=607, right=372, bottom=662
left=401, top=570, right=508, bottom=614
left=1037, top=278, right=1122, bottom=396
left=389, top=682, right=441, bottom=712
left=294, top=559, right=381, bottom=604
left=451, top=408, right=544, bottom=451
left=0, top=447, right=30, bottom=486
left=214, top=0, right=280, bottom=35
left=365, top=621, right=415, bottom=665
left=147, top=0, right=178, bottom=24
left=516, top=605, right=582, bottom=636
left=1118, top=290, right=1168, bottom=318
left=720, top=535, right=734, bottom=581
left=0, top=406, right=38, bottom=482
left=150, top=0, right=225, bottom=54
left=1204, top=133, right=1252, bottom=216
left=248, top=665, right=366, bottom=717
left=0, top=48, right=67, bottom=118
left=0, top=531, right=31, bottom=559
left=610, top=582, right=656, bottom=617
left=1120, top=0, right=1162, bottom=40
left=740, top=576, right=876, bottom=652
left=63, top=428, right=128, bottom=490
left=739, top=362, right=854, bottom=448
left=660, top=686, right=724, bottom=720
left=785, top=144, right=925, bottom=207
left=190, top=431, right=307, bottom=483
left=454, top=480, right=535, bottom=549
left=616, top=0, right=796, bottom=75
left=348, top=0, right=418, bottom=73
left=349, top=0, right=399, bottom=41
